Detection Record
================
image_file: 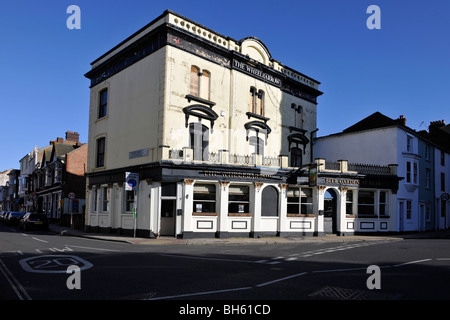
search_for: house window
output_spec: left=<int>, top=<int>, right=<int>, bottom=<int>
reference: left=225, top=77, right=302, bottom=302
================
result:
left=290, top=148, right=302, bottom=168
left=228, top=185, right=249, bottom=214
left=441, top=199, right=447, bottom=217
left=102, top=187, right=110, bottom=212
left=124, top=190, right=135, bottom=212
left=98, top=89, right=108, bottom=119
left=406, top=200, right=412, bottom=219
left=413, top=162, right=418, bottom=184
left=426, top=168, right=431, bottom=189
left=358, top=191, right=375, bottom=215
left=406, top=161, right=418, bottom=184
left=406, top=136, right=413, bottom=152
left=96, top=137, right=105, bottom=168
left=379, top=191, right=387, bottom=216
left=287, top=187, right=313, bottom=215
left=425, top=145, right=430, bottom=161
left=426, top=202, right=431, bottom=221
left=193, top=184, right=216, bottom=213
left=249, top=87, right=264, bottom=116
left=189, top=122, right=209, bottom=161
left=441, top=150, right=445, bottom=166
left=346, top=190, right=353, bottom=215
left=441, top=172, right=446, bottom=191
left=190, top=66, right=210, bottom=100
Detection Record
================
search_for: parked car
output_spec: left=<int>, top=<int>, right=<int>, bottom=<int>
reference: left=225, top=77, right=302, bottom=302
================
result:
left=0, top=211, right=9, bottom=223
left=6, top=212, right=25, bottom=226
left=19, top=213, right=49, bottom=231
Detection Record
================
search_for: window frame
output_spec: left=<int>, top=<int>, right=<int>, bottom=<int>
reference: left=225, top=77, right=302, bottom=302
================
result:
left=98, top=88, right=108, bottom=119
left=228, top=185, right=250, bottom=214
left=193, top=184, right=216, bottom=214
left=96, top=137, right=106, bottom=168
left=287, top=187, right=313, bottom=215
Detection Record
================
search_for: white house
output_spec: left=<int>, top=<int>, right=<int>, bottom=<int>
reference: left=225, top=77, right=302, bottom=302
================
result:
left=315, top=112, right=444, bottom=232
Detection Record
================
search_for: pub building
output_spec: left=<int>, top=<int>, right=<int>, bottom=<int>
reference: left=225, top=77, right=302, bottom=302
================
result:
left=84, top=10, right=400, bottom=238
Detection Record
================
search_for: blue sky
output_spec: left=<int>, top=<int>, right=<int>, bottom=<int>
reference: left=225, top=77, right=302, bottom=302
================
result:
left=1, top=0, right=449, bottom=170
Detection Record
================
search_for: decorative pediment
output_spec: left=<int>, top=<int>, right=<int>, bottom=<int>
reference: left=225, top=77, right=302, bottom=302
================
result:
left=240, top=37, right=272, bottom=65
left=183, top=104, right=218, bottom=129
left=244, top=120, right=272, bottom=141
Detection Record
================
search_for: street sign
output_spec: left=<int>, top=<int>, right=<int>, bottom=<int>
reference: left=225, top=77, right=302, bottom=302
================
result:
left=441, top=193, right=450, bottom=202
left=68, top=192, right=76, bottom=200
left=125, top=172, right=139, bottom=191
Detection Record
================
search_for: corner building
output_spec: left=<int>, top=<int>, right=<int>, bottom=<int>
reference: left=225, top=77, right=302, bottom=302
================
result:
left=84, top=10, right=398, bottom=238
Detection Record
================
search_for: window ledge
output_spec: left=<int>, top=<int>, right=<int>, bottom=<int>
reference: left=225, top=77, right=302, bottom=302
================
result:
left=192, top=212, right=218, bottom=216
left=228, top=213, right=252, bottom=217
left=287, top=214, right=317, bottom=218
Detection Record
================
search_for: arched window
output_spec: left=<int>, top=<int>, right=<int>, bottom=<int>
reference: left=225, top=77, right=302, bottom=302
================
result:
left=190, top=66, right=211, bottom=100
left=261, top=186, right=279, bottom=217
left=190, top=66, right=200, bottom=96
left=249, top=87, right=264, bottom=116
left=200, top=70, right=210, bottom=100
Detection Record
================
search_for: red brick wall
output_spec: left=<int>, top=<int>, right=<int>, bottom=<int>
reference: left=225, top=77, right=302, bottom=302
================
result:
left=66, top=144, right=88, bottom=176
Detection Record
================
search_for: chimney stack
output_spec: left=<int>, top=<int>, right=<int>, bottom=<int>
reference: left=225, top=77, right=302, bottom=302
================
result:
left=429, top=120, right=445, bottom=133
left=396, top=115, right=407, bottom=126
left=65, top=131, right=80, bottom=143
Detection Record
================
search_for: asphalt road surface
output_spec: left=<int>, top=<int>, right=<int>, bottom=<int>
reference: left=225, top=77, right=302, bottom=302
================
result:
left=1, top=222, right=450, bottom=305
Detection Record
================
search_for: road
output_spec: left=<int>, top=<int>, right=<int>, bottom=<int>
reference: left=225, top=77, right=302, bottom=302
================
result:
left=1, top=222, right=450, bottom=304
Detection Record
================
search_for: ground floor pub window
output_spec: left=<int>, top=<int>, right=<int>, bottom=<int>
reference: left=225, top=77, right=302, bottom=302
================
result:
left=193, top=184, right=216, bottom=213
left=287, top=187, right=313, bottom=215
left=346, top=190, right=353, bottom=215
left=379, top=191, right=388, bottom=216
left=228, top=185, right=249, bottom=213
left=358, top=191, right=375, bottom=215
left=124, top=190, right=135, bottom=212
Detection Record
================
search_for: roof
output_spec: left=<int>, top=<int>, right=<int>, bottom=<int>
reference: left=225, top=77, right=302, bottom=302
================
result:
left=343, top=112, right=404, bottom=134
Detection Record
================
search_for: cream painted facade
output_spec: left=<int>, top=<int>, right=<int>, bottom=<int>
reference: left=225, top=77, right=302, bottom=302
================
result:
left=84, top=10, right=400, bottom=238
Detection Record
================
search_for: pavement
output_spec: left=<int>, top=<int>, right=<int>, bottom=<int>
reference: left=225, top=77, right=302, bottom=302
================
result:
left=48, top=224, right=450, bottom=245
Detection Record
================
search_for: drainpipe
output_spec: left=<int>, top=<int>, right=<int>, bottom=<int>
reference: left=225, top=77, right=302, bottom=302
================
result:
left=310, top=128, right=319, bottom=163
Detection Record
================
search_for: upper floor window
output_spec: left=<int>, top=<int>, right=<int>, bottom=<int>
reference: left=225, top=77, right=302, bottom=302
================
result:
left=98, top=89, right=108, bottom=119
left=190, top=66, right=210, bottom=100
left=291, top=103, right=303, bottom=128
left=189, top=122, right=209, bottom=161
left=441, top=172, right=446, bottom=191
left=249, top=87, right=264, bottom=116
left=406, top=135, right=413, bottom=152
left=249, top=135, right=264, bottom=157
left=406, top=160, right=418, bottom=184
left=441, top=150, right=445, bottom=166
left=290, top=147, right=302, bottom=168
left=96, top=137, right=105, bottom=168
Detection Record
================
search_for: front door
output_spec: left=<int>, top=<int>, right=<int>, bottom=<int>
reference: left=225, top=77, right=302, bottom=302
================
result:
left=324, top=189, right=337, bottom=234
left=160, top=199, right=176, bottom=236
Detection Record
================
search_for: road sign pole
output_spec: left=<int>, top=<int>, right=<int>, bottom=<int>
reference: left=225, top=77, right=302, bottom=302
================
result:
left=133, top=190, right=137, bottom=238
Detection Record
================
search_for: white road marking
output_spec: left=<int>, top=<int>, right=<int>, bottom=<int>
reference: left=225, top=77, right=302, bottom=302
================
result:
left=32, top=237, right=48, bottom=243
left=147, top=286, right=252, bottom=300
left=67, top=245, right=119, bottom=252
left=0, top=258, right=32, bottom=300
left=393, top=259, right=432, bottom=267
